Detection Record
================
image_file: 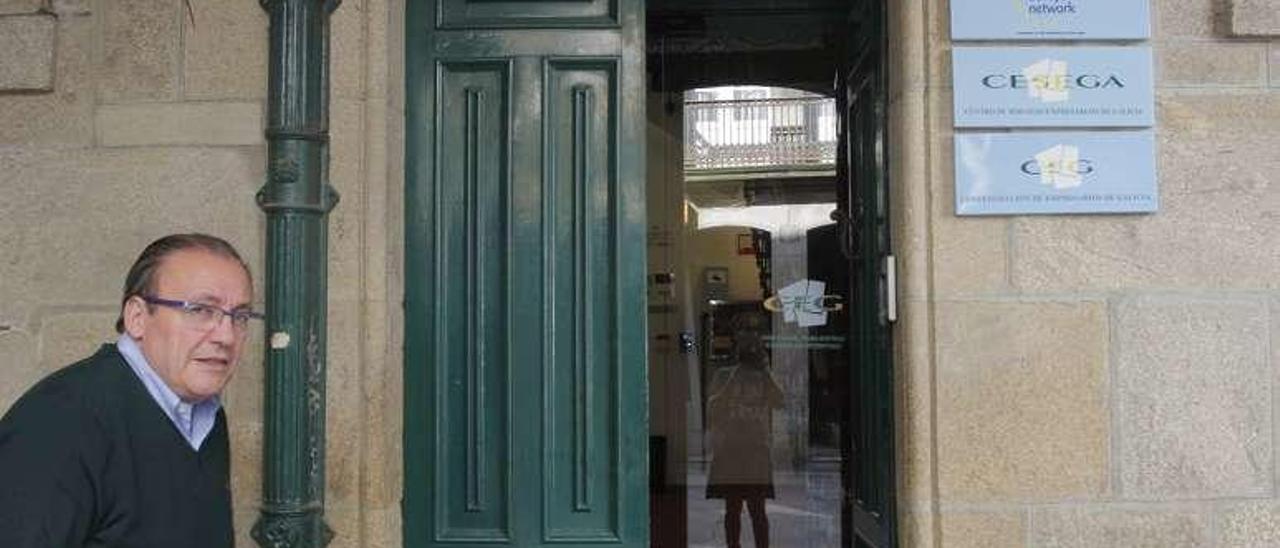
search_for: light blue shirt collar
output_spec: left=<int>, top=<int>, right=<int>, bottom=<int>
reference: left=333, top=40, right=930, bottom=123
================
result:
left=116, top=335, right=222, bottom=450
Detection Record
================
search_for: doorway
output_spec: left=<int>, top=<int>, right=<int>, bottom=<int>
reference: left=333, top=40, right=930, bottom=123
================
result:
left=402, top=1, right=893, bottom=546
left=645, top=1, right=894, bottom=547
left=647, top=85, right=848, bottom=548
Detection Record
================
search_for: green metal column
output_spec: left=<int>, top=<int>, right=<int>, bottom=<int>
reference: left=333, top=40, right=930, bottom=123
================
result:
left=253, top=1, right=340, bottom=547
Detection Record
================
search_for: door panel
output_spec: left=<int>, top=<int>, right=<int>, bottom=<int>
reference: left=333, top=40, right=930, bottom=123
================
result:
left=544, top=58, right=622, bottom=542
left=439, top=0, right=620, bottom=29
left=406, top=2, right=647, bottom=546
left=434, top=59, right=514, bottom=542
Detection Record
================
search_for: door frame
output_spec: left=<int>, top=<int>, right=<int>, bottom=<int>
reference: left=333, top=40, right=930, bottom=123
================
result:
left=400, top=0, right=901, bottom=545
left=837, top=2, right=896, bottom=546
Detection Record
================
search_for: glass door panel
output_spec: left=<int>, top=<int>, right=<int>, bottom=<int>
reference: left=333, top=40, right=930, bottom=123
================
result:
left=650, top=85, right=848, bottom=548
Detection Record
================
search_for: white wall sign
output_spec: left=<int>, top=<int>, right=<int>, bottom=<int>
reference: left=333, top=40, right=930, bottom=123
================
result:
left=952, top=0, right=1151, bottom=41
left=953, top=47, right=1154, bottom=128
left=954, top=130, right=1157, bottom=215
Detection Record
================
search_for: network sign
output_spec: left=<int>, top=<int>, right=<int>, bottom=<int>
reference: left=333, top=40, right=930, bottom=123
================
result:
left=953, top=47, right=1154, bottom=128
left=954, top=130, right=1157, bottom=215
left=952, top=0, right=1151, bottom=40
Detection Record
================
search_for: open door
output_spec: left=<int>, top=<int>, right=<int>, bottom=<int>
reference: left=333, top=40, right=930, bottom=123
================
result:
left=404, top=1, right=649, bottom=546
left=838, top=1, right=896, bottom=547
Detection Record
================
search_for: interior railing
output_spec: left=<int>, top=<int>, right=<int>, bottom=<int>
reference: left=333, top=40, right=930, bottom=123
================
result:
left=684, top=96, right=837, bottom=172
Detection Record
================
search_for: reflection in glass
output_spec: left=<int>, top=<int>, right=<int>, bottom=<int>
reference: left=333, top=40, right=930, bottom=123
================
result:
left=684, top=201, right=847, bottom=547
left=705, top=312, right=784, bottom=548
left=652, top=85, right=845, bottom=547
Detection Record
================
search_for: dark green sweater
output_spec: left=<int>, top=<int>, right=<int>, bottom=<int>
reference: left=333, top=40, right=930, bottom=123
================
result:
left=0, top=344, right=233, bottom=547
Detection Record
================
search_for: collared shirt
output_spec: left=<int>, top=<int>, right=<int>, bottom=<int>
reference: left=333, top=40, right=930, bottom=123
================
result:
left=116, top=335, right=222, bottom=450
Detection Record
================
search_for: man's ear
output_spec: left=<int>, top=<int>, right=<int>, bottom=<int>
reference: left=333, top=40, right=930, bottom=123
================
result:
left=122, top=296, right=149, bottom=339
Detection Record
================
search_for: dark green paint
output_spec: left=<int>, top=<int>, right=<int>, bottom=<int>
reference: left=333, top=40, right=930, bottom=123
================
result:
left=840, top=1, right=895, bottom=546
left=405, top=2, right=648, bottom=546
left=255, top=1, right=340, bottom=547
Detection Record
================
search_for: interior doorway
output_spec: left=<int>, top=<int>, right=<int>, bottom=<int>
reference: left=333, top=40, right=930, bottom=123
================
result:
left=647, top=84, right=848, bottom=548
left=645, top=2, right=894, bottom=547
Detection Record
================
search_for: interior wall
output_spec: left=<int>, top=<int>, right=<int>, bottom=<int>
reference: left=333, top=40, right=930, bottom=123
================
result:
left=645, top=91, right=683, bottom=454
left=686, top=227, right=767, bottom=303
left=645, top=90, right=768, bottom=488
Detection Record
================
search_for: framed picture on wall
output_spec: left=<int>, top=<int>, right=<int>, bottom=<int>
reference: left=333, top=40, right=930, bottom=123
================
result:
left=703, top=266, right=729, bottom=301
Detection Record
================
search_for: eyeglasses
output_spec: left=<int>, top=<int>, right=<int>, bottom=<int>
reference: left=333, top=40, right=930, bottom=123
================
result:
left=140, top=296, right=264, bottom=332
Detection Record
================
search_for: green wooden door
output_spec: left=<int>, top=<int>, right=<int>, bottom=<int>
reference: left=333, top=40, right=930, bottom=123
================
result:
left=404, top=1, right=648, bottom=546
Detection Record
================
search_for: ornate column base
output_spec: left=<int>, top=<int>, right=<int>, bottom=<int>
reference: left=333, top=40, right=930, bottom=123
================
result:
left=251, top=508, right=335, bottom=548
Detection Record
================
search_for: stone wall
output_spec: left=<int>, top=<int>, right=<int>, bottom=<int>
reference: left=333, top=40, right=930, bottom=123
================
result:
left=0, top=1, right=404, bottom=546
left=5, top=0, right=1278, bottom=546
left=892, top=0, right=1280, bottom=545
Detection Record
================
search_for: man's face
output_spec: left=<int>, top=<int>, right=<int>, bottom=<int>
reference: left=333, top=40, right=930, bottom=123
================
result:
left=123, top=249, right=253, bottom=402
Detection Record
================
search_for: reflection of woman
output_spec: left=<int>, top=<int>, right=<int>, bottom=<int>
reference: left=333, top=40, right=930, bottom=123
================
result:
left=705, top=318, right=784, bottom=548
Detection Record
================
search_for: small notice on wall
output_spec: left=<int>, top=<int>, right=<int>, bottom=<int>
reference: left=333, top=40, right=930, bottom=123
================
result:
left=951, top=0, right=1151, bottom=41
left=952, top=47, right=1154, bottom=128
left=954, top=130, right=1157, bottom=215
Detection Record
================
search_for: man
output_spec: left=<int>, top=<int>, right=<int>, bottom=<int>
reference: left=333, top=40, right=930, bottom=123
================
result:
left=0, top=233, right=258, bottom=548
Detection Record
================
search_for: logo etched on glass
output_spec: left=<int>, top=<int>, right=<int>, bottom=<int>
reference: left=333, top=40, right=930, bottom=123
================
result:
left=769, top=279, right=829, bottom=328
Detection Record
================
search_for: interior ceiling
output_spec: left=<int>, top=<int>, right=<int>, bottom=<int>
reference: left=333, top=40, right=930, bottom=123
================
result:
left=646, top=0, right=854, bottom=93
left=686, top=176, right=837, bottom=209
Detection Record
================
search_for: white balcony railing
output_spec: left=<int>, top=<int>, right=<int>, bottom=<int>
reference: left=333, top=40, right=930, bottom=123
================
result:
left=684, top=96, right=837, bottom=172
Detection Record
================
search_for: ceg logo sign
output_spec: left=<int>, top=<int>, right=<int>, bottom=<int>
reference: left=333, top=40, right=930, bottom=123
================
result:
left=1020, top=144, right=1093, bottom=190
left=954, top=130, right=1157, bottom=216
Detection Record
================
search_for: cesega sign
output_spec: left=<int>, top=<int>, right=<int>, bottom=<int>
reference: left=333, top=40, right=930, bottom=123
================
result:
left=952, top=0, right=1151, bottom=40
left=953, top=47, right=1153, bottom=128
left=954, top=130, right=1157, bottom=215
